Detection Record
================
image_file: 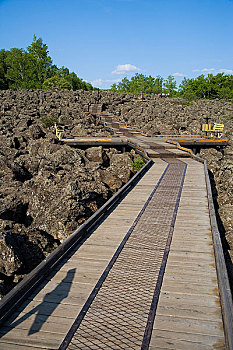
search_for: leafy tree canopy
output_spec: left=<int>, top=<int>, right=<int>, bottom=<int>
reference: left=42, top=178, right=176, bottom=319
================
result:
left=0, top=35, right=93, bottom=91
left=42, top=76, right=72, bottom=90
left=111, top=73, right=176, bottom=96
left=111, top=72, right=233, bottom=100
left=179, top=73, right=233, bottom=100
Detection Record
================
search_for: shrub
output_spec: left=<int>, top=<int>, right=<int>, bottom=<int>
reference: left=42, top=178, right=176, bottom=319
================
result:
left=131, top=158, right=145, bottom=170
left=224, top=114, right=233, bottom=120
left=42, top=76, right=72, bottom=90
left=40, top=115, right=58, bottom=128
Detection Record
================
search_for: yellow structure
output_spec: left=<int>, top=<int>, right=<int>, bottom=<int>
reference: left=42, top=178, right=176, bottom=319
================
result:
left=202, top=123, right=224, bottom=138
left=54, top=123, right=64, bottom=140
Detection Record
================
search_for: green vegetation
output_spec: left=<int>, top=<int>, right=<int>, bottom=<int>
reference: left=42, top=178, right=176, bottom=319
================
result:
left=111, top=73, right=177, bottom=97
left=223, top=114, right=233, bottom=120
left=42, top=76, right=72, bottom=90
left=179, top=74, right=233, bottom=100
left=131, top=158, right=145, bottom=171
left=0, top=35, right=93, bottom=91
left=40, top=115, right=58, bottom=128
left=1, top=36, right=232, bottom=99
left=111, top=73, right=233, bottom=100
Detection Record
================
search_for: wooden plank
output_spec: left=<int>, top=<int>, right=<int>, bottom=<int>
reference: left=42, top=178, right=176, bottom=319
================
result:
left=157, top=303, right=222, bottom=322
left=158, top=291, right=221, bottom=309
left=6, top=311, right=73, bottom=330
left=0, top=329, right=63, bottom=349
left=45, top=269, right=105, bottom=284
left=0, top=342, right=43, bottom=350
left=161, top=280, right=219, bottom=296
left=67, top=244, right=119, bottom=260
left=1, top=319, right=71, bottom=338
left=29, top=281, right=94, bottom=302
left=168, top=250, right=214, bottom=262
left=16, top=299, right=83, bottom=319
left=169, top=243, right=214, bottom=253
left=149, top=329, right=225, bottom=350
left=153, top=315, right=224, bottom=337
left=162, top=273, right=218, bottom=285
left=164, top=266, right=217, bottom=279
left=54, top=256, right=110, bottom=272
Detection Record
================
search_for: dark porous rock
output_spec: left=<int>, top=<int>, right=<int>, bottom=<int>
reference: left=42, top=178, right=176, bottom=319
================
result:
left=97, top=169, right=123, bottom=191
left=0, top=233, right=23, bottom=277
left=0, top=89, right=140, bottom=298
left=29, top=124, right=45, bottom=140
left=85, top=146, right=103, bottom=163
left=0, top=88, right=233, bottom=296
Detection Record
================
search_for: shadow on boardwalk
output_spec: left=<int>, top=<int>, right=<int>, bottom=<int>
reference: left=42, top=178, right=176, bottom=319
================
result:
left=0, top=268, right=76, bottom=336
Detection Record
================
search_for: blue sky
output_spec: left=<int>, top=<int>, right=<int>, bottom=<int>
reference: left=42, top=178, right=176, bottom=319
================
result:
left=0, top=0, right=232, bottom=89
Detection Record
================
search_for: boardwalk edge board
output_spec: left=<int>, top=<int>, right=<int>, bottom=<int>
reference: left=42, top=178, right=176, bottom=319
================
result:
left=204, top=160, right=233, bottom=350
left=173, top=141, right=233, bottom=350
left=0, top=145, right=152, bottom=327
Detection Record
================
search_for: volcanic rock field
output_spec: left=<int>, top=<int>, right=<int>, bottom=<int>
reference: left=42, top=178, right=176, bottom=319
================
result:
left=0, top=89, right=233, bottom=297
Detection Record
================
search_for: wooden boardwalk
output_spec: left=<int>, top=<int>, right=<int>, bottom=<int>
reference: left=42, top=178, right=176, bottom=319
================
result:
left=0, top=140, right=230, bottom=349
left=150, top=159, right=225, bottom=349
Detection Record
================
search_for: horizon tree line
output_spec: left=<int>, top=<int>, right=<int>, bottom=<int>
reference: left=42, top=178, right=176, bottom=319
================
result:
left=1, top=36, right=232, bottom=100
left=0, top=35, right=94, bottom=91
left=110, top=72, right=233, bottom=100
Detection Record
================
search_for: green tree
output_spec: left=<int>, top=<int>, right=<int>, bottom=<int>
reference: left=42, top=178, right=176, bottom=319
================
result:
left=51, top=66, right=93, bottom=91
left=65, top=72, right=93, bottom=90
left=6, top=48, right=35, bottom=89
left=27, top=35, right=53, bottom=87
left=179, top=73, right=233, bottom=100
left=110, top=73, right=165, bottom=94
left=0, top=35, right=94, bottom=91
left=42, top=75, right=72, bottom=90
left=117, top=76, right=130, bottom=92
left=154, top=75, right=163, bottom=94
left=0, top=49, right=9, bottom=89
left=58, top=66, right=70, bottom=78
left=111, top=83, right=117, bottom=91
left=163, top=75, right=177, bottom=96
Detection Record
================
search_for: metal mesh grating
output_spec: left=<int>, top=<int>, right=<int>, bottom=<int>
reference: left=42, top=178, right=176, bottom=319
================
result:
left=61, top=156, right=186, bottom=350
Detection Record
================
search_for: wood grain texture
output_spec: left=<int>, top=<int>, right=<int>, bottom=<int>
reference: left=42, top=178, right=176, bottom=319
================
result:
left=0, top=161, right=167, bottom=349
left=150, top=159, right=225, bottom=349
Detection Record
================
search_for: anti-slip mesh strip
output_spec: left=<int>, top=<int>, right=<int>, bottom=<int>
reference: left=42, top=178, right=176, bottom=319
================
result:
left=60, top=153, right=187, bottom=350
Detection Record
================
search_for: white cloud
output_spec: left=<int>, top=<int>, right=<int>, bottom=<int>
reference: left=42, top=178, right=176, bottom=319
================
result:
left=192, top=68, right=215, bottom=73
left=192, top=67, right=233, bottom=74
left=91, top=78, right=121, bottom=88
left=202, top=68, right=215, bottom=73
left=218, top=68, right=233, bottom=74
left=112, top=63, right=141, bottom=75
left=173, top=72, right=185, bottom=77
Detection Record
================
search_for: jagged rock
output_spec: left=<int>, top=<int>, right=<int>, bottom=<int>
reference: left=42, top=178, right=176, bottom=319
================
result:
left=29, top=124, right=45, bottom=140
left=97, top=169, right=123, bottom=191
left=0, top=88, right=232, bottom=297
left=0, top=234, right=22, bottom=276
left=0, top=89, right=141, bottom=298
left=85, top=146, right=103, bottom=163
